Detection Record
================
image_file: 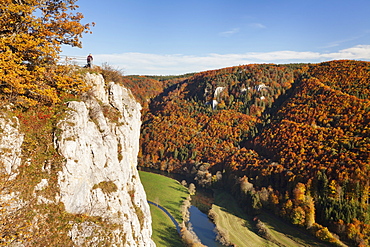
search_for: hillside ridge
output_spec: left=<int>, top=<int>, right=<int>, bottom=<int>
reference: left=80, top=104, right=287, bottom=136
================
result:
left=137, top=60, right=369, bottom=246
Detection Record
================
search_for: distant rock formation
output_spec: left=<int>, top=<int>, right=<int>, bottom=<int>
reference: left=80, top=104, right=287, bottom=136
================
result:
left=213, top=86, right=225, bottom=100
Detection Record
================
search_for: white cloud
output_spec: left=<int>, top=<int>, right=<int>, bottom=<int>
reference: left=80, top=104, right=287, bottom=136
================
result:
left=322, top=31, right=370, bottom=49
left=91, top=45, right=370, bottom=75
left=249, top=23, right=266, bottom=29
left=219, top=28, right=240, bottom=37
left=322, top=45, right=370, bottom=59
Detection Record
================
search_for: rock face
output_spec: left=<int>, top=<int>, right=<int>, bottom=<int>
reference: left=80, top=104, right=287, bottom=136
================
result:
left=55, top=73, right=154, bottom=246
left=0, top=73, right=154, bottom=246
left=0, top=114, right=23, bottom=177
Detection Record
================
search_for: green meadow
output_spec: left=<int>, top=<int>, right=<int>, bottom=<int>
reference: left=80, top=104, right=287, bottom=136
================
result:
left=138, top=171, right=188, bottom=247
left=212, top=190, right=329, bottom=247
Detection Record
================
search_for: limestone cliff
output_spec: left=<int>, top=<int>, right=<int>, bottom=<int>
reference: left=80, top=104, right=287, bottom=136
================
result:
left=0, top=73, right=154, bottom=246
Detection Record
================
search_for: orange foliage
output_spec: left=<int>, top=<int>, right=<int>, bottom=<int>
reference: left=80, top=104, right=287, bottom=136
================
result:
left=0, top=0, right=92, bottom=106
left=138, top=60, right=369, bottom=246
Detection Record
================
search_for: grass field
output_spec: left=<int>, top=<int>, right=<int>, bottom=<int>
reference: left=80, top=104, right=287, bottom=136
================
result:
left=257, top=211, right=329, bottom=247
left=212, top=190, right=277, bottom=247
left=212, top=190, right=329, bottom=247
left=149, top=204, right=183, bottom=247
left=138, top=170, right=188, bottom=247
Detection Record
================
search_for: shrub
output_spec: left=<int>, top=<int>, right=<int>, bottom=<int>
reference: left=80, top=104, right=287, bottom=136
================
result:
left=92, top=181, right=118, bottom=194
left=99, top=63, right=124, bottom=84
left=310, top=223, right=344, bottom=246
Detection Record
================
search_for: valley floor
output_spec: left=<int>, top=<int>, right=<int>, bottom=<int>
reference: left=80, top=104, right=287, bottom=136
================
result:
left=139, top=170, right=333, bottom=247
left=212, top=190, right=330, bottom=247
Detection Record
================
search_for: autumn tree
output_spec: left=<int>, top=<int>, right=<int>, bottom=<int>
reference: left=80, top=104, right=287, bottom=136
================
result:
left=0, top=0, right=93, bottom=106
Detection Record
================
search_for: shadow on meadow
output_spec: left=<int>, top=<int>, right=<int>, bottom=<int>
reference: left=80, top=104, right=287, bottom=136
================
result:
left=155, top=223, right=184, bottom=247
left=213, top=190, right=330, bottom=247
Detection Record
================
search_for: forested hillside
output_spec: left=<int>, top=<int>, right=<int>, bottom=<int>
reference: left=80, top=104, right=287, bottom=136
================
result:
left=134, top=60, right=370, bottom=246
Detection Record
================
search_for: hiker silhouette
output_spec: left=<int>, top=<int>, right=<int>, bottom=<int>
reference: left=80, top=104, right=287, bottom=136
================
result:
left=87, top=53, right=93, bottom=68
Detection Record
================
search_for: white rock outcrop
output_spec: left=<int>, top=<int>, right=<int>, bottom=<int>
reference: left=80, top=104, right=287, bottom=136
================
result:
left=54, top=73, right=154, bottom=246
left=0, top=114, right=24, bottom=177
left=0, top=73, right=153, bottom=246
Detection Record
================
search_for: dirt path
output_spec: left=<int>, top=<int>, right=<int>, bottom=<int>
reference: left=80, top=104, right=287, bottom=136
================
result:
left=148, top=200, right=181, bottom=233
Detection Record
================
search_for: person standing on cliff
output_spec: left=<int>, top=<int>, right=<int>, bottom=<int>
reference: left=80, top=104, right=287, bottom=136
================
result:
left=87, top=53, right=93, bottom=68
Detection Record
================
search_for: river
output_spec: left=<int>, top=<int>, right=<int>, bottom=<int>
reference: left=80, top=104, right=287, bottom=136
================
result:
left=189, top=205, right=225, bottom=247
left=140, top=168, right=224, bottom=246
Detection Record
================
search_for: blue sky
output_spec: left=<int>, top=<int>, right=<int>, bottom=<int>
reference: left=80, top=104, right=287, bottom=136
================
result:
left=62, top=0, right=370, bottom=75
